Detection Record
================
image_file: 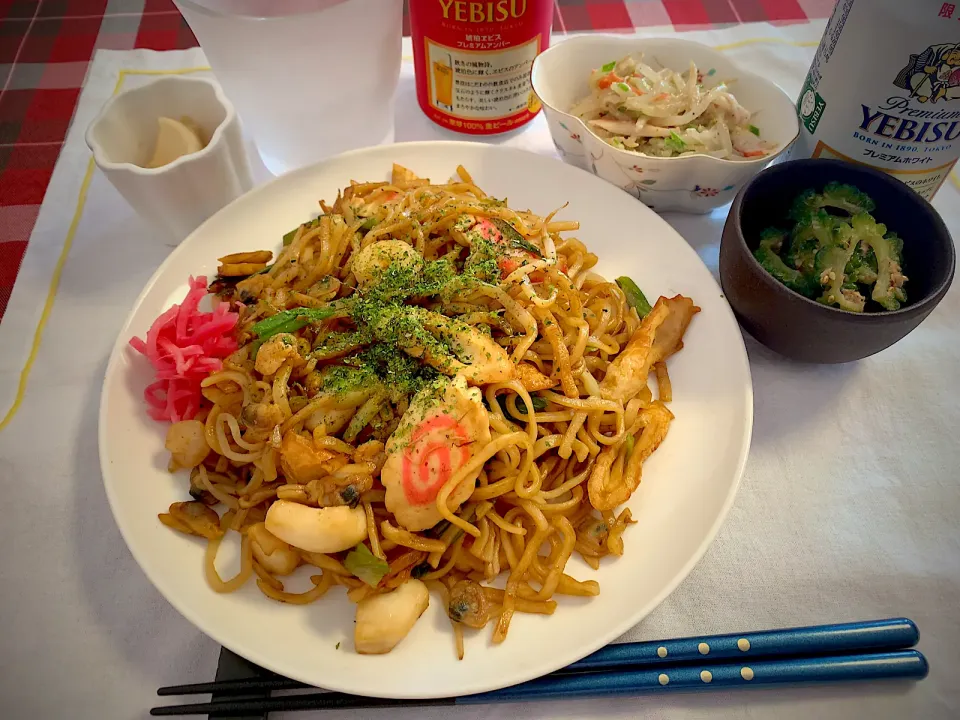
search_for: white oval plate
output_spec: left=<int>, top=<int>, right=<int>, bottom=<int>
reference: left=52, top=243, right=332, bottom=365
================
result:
left=99, top=141, right=752, bottom=699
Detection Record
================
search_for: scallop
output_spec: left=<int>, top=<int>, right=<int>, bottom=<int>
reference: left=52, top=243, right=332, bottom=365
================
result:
left=354, top=579, right=430, bottom=655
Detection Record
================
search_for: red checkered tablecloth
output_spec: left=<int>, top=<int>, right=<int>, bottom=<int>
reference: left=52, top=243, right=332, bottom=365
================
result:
left=0, top=0, right=832, bottom=320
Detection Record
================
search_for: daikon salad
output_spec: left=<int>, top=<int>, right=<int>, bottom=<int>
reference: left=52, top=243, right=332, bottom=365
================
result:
left=570, top=54, right=770, bottom=160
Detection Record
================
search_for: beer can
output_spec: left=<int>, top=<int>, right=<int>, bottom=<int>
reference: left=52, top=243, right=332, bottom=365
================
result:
left=409, top=0, right=554, bottom=134
left=791, top=0, right=960, bottom=200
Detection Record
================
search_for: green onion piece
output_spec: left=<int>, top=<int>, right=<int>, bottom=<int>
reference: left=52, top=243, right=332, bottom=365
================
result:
left=615, top=82, right=631, bottom=93
left=625, top=434, right=635, bottom=459
left=616, top=276, right=653, bottom=317
left=495, top=393, right=547, bottom=423
left=411, top=562, right=432, bottom=579
left=270, top=316, right=313, bottom=336
left=250, top=305, right=340, bottom=340
left=748, top=124, right=760, bottom=136
left=664, top=132, right=687, bottom=154
left=344, top=543, right=389, bottom=588
left=601, top=61, right=617, bottom=73
left=360, top=217, right=377, bottom=231
left=492, top=218, right=542, bottom=257
left=283, top=217, right=322, bottom=246
left=512, top=236, right=543, bottom=257
left=425, top=520, right=451, bottom=539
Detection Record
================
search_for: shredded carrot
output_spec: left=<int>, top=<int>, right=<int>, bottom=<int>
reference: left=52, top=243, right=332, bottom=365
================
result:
left=597, top=73, right=622, bottom=90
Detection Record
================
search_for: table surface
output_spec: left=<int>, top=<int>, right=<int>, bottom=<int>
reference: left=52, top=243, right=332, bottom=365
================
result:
left=0, top=0, right=833, bottom=321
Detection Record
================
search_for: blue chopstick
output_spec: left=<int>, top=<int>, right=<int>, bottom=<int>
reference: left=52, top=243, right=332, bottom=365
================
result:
left=151, top=618, right=926, bottom=715
left=564, top=617, right=919, bottom=671
left=463, top=650, right=928, bottom=703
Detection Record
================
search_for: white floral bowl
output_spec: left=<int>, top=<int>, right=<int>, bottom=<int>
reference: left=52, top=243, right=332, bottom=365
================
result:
left=531, top=35, right=800, bottom=214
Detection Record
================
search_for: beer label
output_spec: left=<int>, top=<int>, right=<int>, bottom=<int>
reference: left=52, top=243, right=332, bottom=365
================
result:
left=798, top=75, right=827, bottom=134
left=791, top=0, right=960, bottom=200
left=410, top=0, right=554, bottom=135
left=811, top=141, right=958, bottom=198
left=424, top=35, right=541, bottom=123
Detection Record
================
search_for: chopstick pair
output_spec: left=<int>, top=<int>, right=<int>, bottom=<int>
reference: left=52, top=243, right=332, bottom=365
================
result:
left=151, top=617, right=927, bottom=716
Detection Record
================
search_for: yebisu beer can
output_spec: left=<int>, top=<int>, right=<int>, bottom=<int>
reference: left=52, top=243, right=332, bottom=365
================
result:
left=409, top=0, right=554, bottom=135
left=792, top=0, right=960, bottom=199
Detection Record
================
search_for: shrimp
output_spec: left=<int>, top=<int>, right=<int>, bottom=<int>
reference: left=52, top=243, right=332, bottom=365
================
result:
left=254, top=333, right=302, bottom=376
left=458, top=216, right=566, bottom=283
left=351, top=239, right=423, bottom=292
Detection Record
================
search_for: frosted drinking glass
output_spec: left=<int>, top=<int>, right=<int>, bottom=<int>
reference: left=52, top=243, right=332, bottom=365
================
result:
left=175, top=0, right=403, bottom=175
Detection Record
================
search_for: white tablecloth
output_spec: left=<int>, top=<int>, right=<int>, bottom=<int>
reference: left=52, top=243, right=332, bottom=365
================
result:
left=1, top=22, right=959, bottom=720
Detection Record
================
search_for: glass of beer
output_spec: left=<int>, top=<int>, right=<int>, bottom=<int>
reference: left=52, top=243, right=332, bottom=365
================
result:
left=433, top=57, right=454, bottom=110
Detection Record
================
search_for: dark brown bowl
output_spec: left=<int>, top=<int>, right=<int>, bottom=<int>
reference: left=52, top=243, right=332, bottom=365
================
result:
left=719, top=159, right=955, bottom=363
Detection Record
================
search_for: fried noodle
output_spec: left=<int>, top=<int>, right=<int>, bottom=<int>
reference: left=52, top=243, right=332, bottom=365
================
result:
left=150, top=163, right=700, bottom=657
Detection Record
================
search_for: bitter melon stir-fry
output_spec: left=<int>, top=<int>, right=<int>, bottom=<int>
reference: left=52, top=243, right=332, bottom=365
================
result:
left=570, top=53, right=770, bottom=159
left=752, top=183, right=908, bottom=313
left=129, top=164, right=699, bottom=657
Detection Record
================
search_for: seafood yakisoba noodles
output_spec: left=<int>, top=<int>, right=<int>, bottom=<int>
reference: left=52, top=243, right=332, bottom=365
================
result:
left=130, top=163, right=699, bottom=657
